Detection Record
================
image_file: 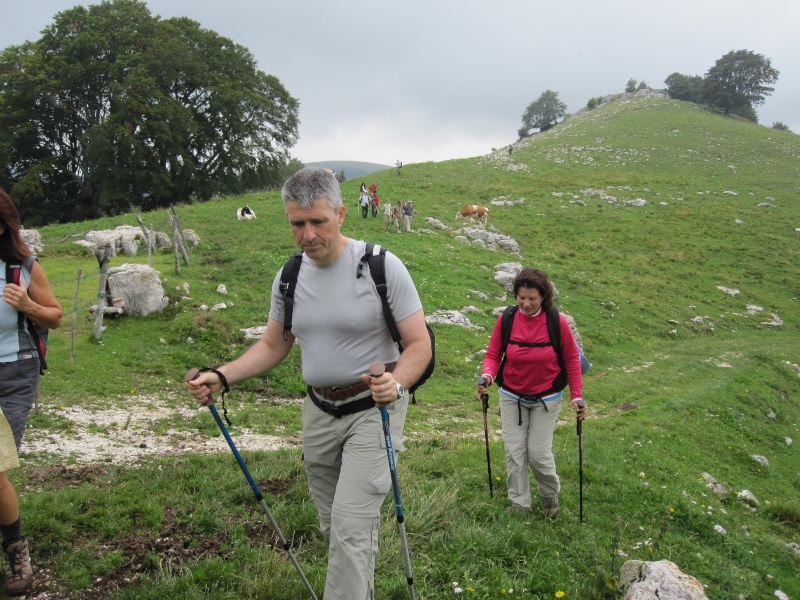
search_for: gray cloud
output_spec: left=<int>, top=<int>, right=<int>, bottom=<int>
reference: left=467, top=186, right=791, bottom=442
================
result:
left=2, top=0, right=798, bottom=165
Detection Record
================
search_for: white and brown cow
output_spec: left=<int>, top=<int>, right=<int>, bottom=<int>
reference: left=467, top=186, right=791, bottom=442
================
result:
left=455, top=204, right=489, bottom=227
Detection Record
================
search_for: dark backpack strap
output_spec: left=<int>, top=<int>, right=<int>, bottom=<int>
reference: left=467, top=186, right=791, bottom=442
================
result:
left=279, top=252, right=303, bottom=340
left=545, top=306, right=564, bottom=370
left=358, top=243, right=402, bottom=350
left=6, top=260, right=27, bottom=334
left=5, top=259, right=47, bottom=373
left=541, top=306, right=567, bottom=395
left=494, top=305, right=518, bottom=387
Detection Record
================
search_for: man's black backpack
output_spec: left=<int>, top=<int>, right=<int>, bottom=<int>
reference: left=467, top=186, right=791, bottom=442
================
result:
left=5, top=257, right=48, bottom=374
left=494, top=305, right=567, bottom=398
left=279, top=242, right=435, bottom=403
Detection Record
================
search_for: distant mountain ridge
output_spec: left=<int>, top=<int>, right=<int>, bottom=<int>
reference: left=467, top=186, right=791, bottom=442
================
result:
left=304, top=160, right=391, bottom=180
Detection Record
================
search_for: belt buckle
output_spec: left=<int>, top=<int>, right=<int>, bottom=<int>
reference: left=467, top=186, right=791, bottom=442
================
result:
left=319, top=398, right=341, bottom=418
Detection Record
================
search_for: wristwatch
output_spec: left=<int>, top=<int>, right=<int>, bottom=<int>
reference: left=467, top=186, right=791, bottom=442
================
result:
left=395, top=381, right=405, bottom=400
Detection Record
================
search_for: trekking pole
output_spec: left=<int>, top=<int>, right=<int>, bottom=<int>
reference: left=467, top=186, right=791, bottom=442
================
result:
left=184, top=369, right=318, bottom=600
left=369, top=364, right=416, bottom=600
left=477, top=377, right=493, bottom=498
left=576, top=399, right=586, bottom=524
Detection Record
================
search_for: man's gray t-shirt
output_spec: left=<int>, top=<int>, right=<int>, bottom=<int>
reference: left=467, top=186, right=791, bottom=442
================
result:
left=270, top=239, right=423, bottom=388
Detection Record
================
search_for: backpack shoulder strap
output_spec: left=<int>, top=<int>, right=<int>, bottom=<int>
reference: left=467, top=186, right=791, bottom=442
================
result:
left=500, top=305, right=518, bottom=355
left=278, top=251, right=303, bottom=340
left=359, top=243, right=402, bottom=348
left=5, top=259, right=48, bottom=373
left=545, top=306, right=563, bottom=364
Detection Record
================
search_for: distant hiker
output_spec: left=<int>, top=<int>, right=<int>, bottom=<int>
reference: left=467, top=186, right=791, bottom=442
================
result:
left=358, top=182, right=367, bottom=205
left=185, top=167, right=430, bottom=600
left=0, top=188, right=64, bottom=595
left=369, top=181, right=377, bottom=196
left=393, top=200, right=403, bottom=233
left=359, top=191, right=370, bottom=218
left=371, top=193, right=380, bottom=217
left=383, top=198, right=393, bottom=231
left=402, top=199, right=414, bottom=232
left=358, top=182, right=370, bottom=214
left=476, top=268, right=587, bottom=519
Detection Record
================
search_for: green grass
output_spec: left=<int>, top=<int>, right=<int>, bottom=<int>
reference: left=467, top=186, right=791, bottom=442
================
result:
left=12, top=94, right=800, bottom=598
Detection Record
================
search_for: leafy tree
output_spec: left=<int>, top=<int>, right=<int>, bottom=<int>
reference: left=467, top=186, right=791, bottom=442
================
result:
left=664, top=72, right=704, bottom=103
left=702, top=49, right=779, bottom=118
left=637, top=81, right=649, bottom=90
left=771, top=122, right=790, bottom=132
left=625, top=79, right=637, bottom=93
left=0, top=0, right=299, bottom=224
left=337, top=171, right=346, bottom=182
left=520, top=90, right=567, bottom=136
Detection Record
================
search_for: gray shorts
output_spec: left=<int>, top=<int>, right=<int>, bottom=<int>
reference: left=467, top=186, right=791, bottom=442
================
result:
left=0, top=357, right=40, bottom=450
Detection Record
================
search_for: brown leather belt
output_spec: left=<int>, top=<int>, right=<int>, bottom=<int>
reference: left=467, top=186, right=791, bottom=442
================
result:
left=313, top=362, right=397, bottom=401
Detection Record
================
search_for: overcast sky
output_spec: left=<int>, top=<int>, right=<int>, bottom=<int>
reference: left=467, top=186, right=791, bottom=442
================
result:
left=3, top=1, right=798, bottom=166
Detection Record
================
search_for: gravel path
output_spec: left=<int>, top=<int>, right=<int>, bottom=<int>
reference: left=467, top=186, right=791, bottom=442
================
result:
left=23, top=395, right=295, bottom=465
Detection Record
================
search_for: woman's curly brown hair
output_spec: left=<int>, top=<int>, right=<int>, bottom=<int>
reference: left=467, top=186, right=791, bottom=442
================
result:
left=512, top=267, right=554, bottom=311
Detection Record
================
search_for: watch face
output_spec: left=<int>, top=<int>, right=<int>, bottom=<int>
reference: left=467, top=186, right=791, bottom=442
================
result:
left=396, top=382, right=405, bottom=398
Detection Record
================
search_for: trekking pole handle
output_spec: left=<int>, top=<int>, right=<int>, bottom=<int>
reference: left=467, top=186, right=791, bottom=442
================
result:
left=576, top=399, right=586, bottom=435
left=476, top=377, right=489, bottom=406
left=185, top=367, right=218, bottom=405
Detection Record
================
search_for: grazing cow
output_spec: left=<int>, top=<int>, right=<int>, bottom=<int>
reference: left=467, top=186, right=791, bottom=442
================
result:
left=455, top=204, right=489, bottom=227
left=236, top=205, right=256, bottom=220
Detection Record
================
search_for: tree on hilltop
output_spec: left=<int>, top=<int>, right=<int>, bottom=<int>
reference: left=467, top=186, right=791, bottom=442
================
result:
left=0, top=0, right=299, bottom=224
left=702, top=49, right=779, bottom=119
left=519, top=90, right=567, bottom=137
left=664, top=72, right=704, bottom=103
left=625, top=79, right=637, bottom=93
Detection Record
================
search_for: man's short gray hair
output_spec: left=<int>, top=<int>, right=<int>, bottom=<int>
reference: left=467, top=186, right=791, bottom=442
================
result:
left=281, top=167, right=342, bottom=210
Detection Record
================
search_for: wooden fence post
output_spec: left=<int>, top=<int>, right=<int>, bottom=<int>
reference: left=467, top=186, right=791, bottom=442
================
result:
left=136, top=215, right=153, bottom=265
left=170, top=206, right=190, bottom=266
left=168, top=212, right=180, bottom=275
left=70, top=268, right=82, bottom=365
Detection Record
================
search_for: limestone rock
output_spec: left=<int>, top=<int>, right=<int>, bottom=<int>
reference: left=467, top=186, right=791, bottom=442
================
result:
left=107, top=264, right=168, bottom=317
left=620, top=560, right=708, bottom=600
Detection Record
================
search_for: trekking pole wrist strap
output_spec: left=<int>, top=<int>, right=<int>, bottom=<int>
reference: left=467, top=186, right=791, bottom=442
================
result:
left=199, top=367, right=232, bottom=424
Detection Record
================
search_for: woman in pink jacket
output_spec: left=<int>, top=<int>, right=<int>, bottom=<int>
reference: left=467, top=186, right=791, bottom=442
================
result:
left=477, top=268, right=587, bottom=518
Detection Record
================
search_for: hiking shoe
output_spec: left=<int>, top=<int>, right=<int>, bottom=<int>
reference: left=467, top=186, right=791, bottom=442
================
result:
left=4, top=537, right=33, bottom=596
left=542, top=496, right=559, bottom=519
left=506, top=504, right=532, bottom=514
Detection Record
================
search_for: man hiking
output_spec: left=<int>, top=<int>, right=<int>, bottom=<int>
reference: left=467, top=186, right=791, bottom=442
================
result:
left=186, top=167, right=431, bottom=600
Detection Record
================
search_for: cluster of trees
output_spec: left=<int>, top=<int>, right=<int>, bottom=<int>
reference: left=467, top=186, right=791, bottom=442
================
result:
left=520, top=50, right=782, bottom=139
left=0, top=0, right=300, bottom=225
left=625, top=79, right=649, bottom=93
left=665, top=49, right=779, bottom=123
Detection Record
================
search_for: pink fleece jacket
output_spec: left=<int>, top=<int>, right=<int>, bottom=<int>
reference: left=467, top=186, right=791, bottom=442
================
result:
left=482, top=308, right=583, bottom=400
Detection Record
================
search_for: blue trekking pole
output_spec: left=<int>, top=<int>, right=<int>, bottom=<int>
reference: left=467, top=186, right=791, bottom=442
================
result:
left=185, top=369, right=318, bottom=600
left=370, top=364, right=416, bottom=600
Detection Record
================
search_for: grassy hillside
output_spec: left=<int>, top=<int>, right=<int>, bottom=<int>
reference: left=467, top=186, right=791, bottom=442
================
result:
left=18, top=94, right=800, bottom=599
